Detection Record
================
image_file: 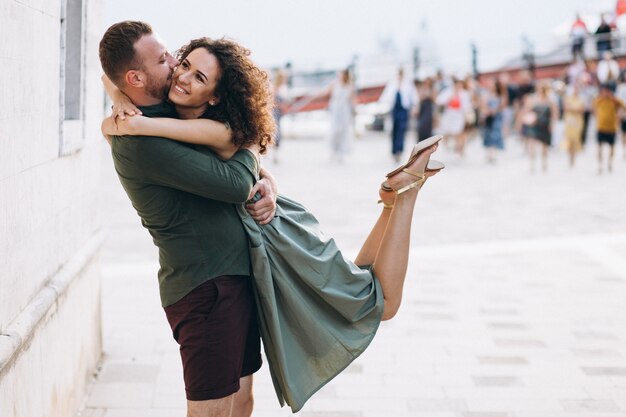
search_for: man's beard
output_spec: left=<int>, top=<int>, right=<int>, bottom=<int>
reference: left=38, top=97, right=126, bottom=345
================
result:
left=145, top=71, right=172, bottom=101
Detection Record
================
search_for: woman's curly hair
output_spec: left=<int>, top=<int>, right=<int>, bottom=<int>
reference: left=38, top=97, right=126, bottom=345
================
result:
left=176, top=38, right=275, bottom=154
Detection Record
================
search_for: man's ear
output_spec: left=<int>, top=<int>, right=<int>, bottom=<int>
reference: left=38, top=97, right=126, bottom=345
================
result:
left=124, top=70, right=145, bottom=88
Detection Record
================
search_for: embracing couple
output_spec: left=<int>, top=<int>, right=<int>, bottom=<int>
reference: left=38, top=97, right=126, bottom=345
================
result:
left=98, top=21, right=444, bottom=417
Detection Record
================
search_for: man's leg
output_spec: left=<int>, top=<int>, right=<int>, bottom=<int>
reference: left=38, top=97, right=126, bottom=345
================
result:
left=598, top=139, right=604, bottom=174
left=187, top=397, right=233, bottom=417
left=231, top=375, right=254, bottom=417
left=164, top=276, right=260, bottom=417
left=231, top=279, right=262, bottom=417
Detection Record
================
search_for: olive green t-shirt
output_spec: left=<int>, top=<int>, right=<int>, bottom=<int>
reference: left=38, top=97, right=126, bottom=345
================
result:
left=110, top=102, right=258, bottom=307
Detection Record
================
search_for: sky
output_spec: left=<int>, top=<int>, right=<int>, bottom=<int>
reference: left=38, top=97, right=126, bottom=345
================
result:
left=104, top=0, right=615, bottom=76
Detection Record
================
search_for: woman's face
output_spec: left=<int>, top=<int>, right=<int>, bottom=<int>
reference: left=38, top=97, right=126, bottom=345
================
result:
left=168, top=47, right=221, bottom=110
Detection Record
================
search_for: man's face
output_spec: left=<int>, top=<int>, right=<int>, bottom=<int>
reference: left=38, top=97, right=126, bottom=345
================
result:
left=134, top=33, right=178, bottom=100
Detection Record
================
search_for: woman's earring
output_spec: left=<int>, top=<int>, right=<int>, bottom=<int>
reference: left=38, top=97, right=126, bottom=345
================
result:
left=209, top=99, right=216, bottom=106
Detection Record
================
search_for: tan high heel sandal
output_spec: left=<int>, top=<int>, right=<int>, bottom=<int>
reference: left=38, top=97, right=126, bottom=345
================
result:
left=380, top=135, right=444, bottom=195
left=378, top=159, right=445, bottom=208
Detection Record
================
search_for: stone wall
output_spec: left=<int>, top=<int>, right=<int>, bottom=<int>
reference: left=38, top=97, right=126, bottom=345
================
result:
left=0, top=0, right=105, bottom=416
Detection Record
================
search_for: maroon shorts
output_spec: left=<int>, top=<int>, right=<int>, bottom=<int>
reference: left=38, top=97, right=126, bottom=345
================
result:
left=164, top=275, right=262, bottom=401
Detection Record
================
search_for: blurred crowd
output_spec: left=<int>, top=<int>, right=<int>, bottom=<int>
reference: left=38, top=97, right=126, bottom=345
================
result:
left=268, top=10, right=626, bottom=174
left=409, top=57, right=625, bottom=175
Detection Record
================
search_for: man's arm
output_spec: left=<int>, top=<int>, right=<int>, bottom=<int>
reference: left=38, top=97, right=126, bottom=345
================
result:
left=113, top=135, right=258, bottom=204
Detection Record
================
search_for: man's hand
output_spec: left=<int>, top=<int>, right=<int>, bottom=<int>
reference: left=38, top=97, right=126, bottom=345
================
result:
left=246, top=168, right=278, bottom=225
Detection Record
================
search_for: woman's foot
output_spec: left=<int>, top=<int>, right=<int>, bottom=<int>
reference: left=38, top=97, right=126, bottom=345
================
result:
left=386, top=142, right=440, bottom=193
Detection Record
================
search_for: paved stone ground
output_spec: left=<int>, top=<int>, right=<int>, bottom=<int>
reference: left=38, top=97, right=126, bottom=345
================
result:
left=79, top=128, right=626, bottom=417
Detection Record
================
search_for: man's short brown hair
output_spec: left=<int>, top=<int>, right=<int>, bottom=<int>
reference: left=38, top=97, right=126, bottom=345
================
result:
left=99, top=21, right=152, bottom=87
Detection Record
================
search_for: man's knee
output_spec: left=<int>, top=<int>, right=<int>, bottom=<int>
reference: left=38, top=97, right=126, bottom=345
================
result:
left=187, top=396, right=233, bottom=417
left=233, top=391, right=254, bottom=417
left=232, top=375, right=254, bottom=417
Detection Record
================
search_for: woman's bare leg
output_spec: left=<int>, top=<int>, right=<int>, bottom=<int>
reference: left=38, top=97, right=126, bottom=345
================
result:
left=528, top=138, right=537, bottom=172
left=354, top=189, right=394, bottom=266
left=367, top=144, right=439, bottom=321
left=355, top=168, right=440, bottom=267
left=541, top=143, right=549, bottom=172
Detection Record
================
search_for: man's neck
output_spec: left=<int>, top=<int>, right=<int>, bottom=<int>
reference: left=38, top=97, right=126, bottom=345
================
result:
left=123, top=89, right=163, bottom=107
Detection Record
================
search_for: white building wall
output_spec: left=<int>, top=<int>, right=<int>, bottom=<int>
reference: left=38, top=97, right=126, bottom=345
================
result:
left=0, top=0, right=105, bottom=416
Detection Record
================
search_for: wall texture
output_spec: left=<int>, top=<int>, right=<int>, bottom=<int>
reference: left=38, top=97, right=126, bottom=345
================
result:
left=0, top=0, right=105, bottom=416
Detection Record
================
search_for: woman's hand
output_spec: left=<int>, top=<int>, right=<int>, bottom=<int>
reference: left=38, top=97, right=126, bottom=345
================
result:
left=102, top=73, right=142, bottom=120
left=101, top=114, right=146, bottom=136
left=111, top=95, right=142, bottom=121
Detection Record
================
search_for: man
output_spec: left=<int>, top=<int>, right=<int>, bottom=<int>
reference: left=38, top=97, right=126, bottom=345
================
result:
left=595, top=14, right=613, bottom=56
left=99, top=21, right=276, bottom=417
left=593, top=83, right=625, bottom=174
left=379, top=68, right=419, bottom=162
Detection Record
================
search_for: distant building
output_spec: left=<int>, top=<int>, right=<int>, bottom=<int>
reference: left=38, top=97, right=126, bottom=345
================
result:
left=0, top=1, right=105, bottom=416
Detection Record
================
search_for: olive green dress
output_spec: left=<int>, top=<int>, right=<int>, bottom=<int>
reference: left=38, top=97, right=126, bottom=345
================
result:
left=237, top=194, right=384, bottom=412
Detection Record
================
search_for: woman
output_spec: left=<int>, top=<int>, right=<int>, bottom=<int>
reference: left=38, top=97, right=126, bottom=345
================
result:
left=436, top=78, right=472, bottom=158
left=561, top=83, right=585, bottom=167
left=519, top=82, right=558, bottom=172
left=480, top=77, right=506, bottom=164
left=270, top=69, right=288, bottom=163
left=328, top=69, right=356, bottom=163
left=103, top=37, right=443, bottom=412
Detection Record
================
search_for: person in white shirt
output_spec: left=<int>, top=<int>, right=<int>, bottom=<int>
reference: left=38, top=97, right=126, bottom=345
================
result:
left=597, top=51, right=620, bottom=91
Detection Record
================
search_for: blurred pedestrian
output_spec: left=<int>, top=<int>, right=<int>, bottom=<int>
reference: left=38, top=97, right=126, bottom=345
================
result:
left=570, top=13, right=589, bottom=61
left=616, top=71, right=626, bottom=159
left=463, top=76, right=480, bottom=143
left=499, top=72, right=515, bottom=138
left=480, top=77, right=506, bottom=163
left=436, top=78, right=472, bottom=158
left=561, top=83, right=585, bottom=167
left=517, top=70, right=536, bottom=101
left=593, top=84, right=625, bottom=173
left=271, top=69, right=289, bottom=163
left=328, top=69, right=357, bottom=163
left=567, top=58, right=585, bottom=85
left=520, top=82, right=558, bottom=172
left=379, top=68, right=419, bottom=162
left=551, top=80, right=566, bottom=149
left=580, top=66, right=598, bottom=147
left=416, top=78, right=435, bottom=142
left=513, top=70, right=536, bottom=140
left=597, top=51, right=620, bottom=92
left=595, top=14, right=613, bottom=56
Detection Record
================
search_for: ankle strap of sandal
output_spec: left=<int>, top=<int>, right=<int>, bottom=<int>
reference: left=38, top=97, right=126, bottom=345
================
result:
left=395, top=169, right=425, bottom=194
